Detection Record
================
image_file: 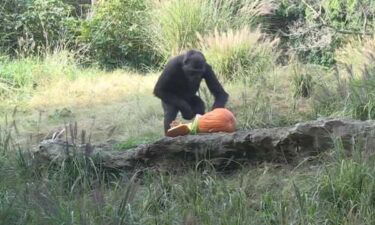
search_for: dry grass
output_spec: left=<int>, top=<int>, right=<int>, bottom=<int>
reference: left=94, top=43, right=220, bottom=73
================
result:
left=20, top=57, right=312, bottom=140
left=27, top=99, right=163, bottom=143
left=198, top=27, right=264, bottom=53
left=335, top=37, right=375, bottom=80
left=10, top=71, right=164, bottom=143
left=236, top=0, right=278, bottom=24
left=29, top=71, right=159, bottom=109
left=198, top=27, right=279, bottom=81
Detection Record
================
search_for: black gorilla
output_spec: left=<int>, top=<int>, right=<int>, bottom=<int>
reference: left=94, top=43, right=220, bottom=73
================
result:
left=153, top=49, right=229, bottom=134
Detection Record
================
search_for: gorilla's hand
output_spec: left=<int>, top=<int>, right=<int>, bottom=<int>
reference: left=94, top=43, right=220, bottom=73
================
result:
left=180, top=105, right=195, bottom=120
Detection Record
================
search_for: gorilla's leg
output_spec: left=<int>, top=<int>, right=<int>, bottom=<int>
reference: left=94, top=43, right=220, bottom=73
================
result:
left=162, top=102, right=178, bottom=134
left=189, top=95, right=205, bottom=115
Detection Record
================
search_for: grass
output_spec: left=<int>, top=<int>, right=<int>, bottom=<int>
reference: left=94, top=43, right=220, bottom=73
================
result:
left=198, top=27, right=279, bottom=81
left=150, top=0, right=217, bottom=60
left=2, top=49, right=375, bottom=224
left=0, top=41, right=320, bottom=224
left=28, top=71, right=158, bottom=109
left=149, top=0, right=269, bottom=61
left=0, top=46, right=318, bottom=143
left=2, top=50, right=375, bottom=224
left=309, top=43, right=375, bottom=120
left=3, top=120, right=375, bottom=225
left=115, top=133, right=160, bottom=150
left=3, top=1, right=375, bottom=222
left=0, top=50, right=160, bottom=110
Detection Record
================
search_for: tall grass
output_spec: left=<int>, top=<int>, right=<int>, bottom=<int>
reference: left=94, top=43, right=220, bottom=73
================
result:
left=312, top=39, right=375, bottom=120
left=198, top=27, right=279, bottom=81
left=0, top=50, right=160, bottom=109
left=0, top=51, right=78, bottom=95
left=149, top=0, right=270, bottom=61
left=0, top=51, right=81, bottom=110
left=335, top=38, right=375, bottom=80
left=150, top=0, right=218, bottom=60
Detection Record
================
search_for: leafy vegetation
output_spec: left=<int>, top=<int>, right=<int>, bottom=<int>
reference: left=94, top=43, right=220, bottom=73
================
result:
left=0, top=0, right=78, bottom=56
left=79, top=0, right=157, bottom=69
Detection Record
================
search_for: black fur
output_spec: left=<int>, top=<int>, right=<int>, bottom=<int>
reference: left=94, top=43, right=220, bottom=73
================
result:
left=153, top=49, right=229, bottom=134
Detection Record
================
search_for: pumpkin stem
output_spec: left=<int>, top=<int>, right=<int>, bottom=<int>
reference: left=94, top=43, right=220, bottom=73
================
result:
left=189, top=115, right=201, bottom=134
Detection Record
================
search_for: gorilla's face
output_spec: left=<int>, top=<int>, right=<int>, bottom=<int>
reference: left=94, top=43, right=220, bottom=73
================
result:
left=182, top=51, right=206, bottom=82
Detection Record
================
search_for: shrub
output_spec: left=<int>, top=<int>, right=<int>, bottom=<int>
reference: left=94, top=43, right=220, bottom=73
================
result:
left=198, top=27, right=279, bottom=81
left=208, top=0, right=278, bottom=31
left=0, top=0, right=78, bottom=56
left=0, top=0, right=28, bottom=54
left=322, top=0, right=375, bottom=31
left=268, top=0, right=375, bottom=67
left=286, top=18, right=339, bottom=67
left=79, top=0, right=157, bottom=70
left=311, top=81, right=343, bottom=118
left=306, top=0, right=375, bottom=66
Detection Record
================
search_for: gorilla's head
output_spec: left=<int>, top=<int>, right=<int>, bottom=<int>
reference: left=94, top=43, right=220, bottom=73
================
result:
left=182, top=50, right=206, bottom=78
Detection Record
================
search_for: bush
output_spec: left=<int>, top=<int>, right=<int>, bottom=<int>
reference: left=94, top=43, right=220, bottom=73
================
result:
left=79, top=0, right=157, bottom=70
left=0, top=0, right=78, bottom=56
left=285, top=16, right=340, bottom=67
left=322, top=0, right=375, bottom=31
left=304, top=0, right=375, bottom=66
left=271, top=0, right=375, bottom=67
left=198, top=27, right=279, bottom=81
left=0, top=0, right=28, bottom=54
left=335, top=38, right=375, bottom=80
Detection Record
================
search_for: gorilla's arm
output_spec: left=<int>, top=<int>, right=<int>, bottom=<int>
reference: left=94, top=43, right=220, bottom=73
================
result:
left=153, top=60, right=194, bottom=119
left=204, top=65, right=229, bottom=109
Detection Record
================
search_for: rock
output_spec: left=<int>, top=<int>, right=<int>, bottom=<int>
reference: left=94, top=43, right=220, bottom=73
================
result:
left=32, top=119, right=375, bottom=171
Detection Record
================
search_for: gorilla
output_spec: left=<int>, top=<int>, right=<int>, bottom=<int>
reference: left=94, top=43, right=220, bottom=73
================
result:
left=153, top=49, right=229, bottom=134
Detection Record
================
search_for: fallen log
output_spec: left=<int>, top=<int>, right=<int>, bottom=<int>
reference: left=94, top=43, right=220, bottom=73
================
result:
left=33, top=119, right=375, bottom=170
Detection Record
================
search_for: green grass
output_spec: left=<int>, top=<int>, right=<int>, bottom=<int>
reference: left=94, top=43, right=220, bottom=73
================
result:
left=150, top=0, right=223, bottom=60
left=115, top=133, right=160, bottom=150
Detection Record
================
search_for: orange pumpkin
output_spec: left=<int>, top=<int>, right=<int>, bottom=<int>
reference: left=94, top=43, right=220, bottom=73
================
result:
left=197, top=108, right=236, bottom=133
